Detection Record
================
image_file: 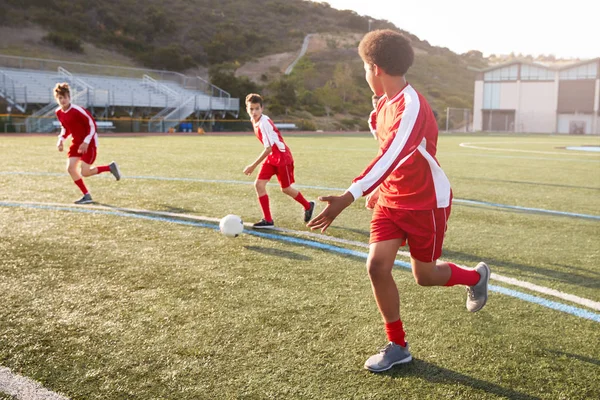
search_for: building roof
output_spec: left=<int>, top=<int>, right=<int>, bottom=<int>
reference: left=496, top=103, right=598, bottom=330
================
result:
left=475, top=57, right=599, bottom=72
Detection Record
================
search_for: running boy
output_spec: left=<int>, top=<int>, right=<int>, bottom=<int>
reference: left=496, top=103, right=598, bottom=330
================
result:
left=54, top=83, right=121, bottom=204
left=243, top=93, right=315, bottom=228
left=307, top=30, right=490, bottom=373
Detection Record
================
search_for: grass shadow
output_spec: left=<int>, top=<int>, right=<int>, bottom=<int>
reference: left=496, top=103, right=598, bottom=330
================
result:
left=382, top=358, right=541, bottom=400
left=443, top=249, right=600, bottom=289
left=545, top=350, right=600, bottom=366
left=244, top=245, right=312, bottom=261
left=456, top=176, right=600, bottom=191
left=454, top=200, right=597, bottom=220
left=329, top=225, right=371, bottom=238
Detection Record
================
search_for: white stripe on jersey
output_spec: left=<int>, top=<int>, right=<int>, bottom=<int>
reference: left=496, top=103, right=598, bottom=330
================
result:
left=347, top=86, right=420, bottom=200
left=71, top=104, right=97, bottom=146
left=259, top=115, right=286, bottom=152
left=417, top=138, right=451, bottom=208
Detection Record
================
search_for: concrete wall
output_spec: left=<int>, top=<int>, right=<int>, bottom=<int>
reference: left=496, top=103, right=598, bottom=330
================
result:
left=518, top=81, right=558, bottom=133
left=473, top=80, right=484, bottom=131
left=557, top=113, right=595, bottom=134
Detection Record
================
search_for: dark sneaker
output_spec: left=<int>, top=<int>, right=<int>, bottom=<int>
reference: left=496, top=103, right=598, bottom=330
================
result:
left=364, top=342, right=412, bottom=372
left=253, top=219, right=274, bottom=229
left=109, top=161, right=121, bottom=181
left=74, top=193, right=93, bottom=204
left=304, top=201, right=315, bottom=223
left=466, top=262, right=491, bottom=312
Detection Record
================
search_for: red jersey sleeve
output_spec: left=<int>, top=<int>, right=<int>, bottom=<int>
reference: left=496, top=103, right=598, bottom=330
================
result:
left=55, top=109, right=70, bottom=145
left=368, top=110, right=377, bottom=140
left=73, top=105, right=97, bottom=144
left=347, top=93, right=424, bottom=200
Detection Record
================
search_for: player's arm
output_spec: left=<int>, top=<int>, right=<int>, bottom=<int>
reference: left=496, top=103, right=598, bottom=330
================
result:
left=243, top=119, right=277, bottom=175
left=77, top=108, right=97, bottom=154
left=56, top=116, right=69, bottom=151
left=308, top=101, right=424, bottom=232
left=243, top=146, right=272, bottom=176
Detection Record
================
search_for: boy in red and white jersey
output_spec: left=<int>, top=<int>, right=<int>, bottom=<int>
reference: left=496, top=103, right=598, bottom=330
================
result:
left=243, top=93, right=314, bottom=228
left=308, top=30, right=490, bottom=372
left=54, top=83, right=120, bottom=204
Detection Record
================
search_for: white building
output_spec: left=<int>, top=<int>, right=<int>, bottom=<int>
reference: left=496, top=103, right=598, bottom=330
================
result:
left=473, top=58, right=600, bottom=134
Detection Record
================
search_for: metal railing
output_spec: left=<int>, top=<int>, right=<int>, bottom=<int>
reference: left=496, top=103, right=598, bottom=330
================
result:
left=0, top=54, right=232, bottom=98
left=0, top=71, right=27, bottom=112
left=1, top=54, right=240, bottom=129
left=150, top=95, right=197, bottom=132
left=25, top=67, right=97, bottom=132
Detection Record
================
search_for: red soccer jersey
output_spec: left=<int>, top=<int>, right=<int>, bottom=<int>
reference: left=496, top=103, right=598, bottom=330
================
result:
left=252, top=115, right=293, bottom=166
left=368, top=109, right=378, bottom=140
left=347, top=84, right=451, bottom=210
left=55, top=104, right=98, bottom=147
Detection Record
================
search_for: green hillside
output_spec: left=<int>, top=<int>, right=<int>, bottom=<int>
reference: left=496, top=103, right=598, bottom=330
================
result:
left=1, top=0, right=488, bottom=127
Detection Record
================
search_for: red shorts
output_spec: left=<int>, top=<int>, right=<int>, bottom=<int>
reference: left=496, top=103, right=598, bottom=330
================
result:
left=370, top=204, right=451, bottom=263
left=68, top=143, right=97, bottom=165
left=257, top=162, right=295, bottom=188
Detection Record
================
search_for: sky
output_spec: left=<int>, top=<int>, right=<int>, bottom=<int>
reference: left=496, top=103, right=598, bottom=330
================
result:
left=313, top=0, right=597, bottom=59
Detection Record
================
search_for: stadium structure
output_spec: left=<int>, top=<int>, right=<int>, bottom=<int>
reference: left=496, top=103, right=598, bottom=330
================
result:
left=0, top=55, right=239, bottom=133
left=472, top=58, right=600, bottom=134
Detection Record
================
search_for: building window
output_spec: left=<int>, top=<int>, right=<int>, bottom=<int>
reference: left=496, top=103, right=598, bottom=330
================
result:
left=484, top=65, right=518, bottom=81
left=521, top=64, right=555, bottom=80
left=560, top=63, right=598, bottom=80
left=483, top=82, right=501, bottom=109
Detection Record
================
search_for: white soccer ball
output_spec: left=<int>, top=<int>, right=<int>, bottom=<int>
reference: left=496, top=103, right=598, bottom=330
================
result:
left=219, top=214, right=244, bottom=237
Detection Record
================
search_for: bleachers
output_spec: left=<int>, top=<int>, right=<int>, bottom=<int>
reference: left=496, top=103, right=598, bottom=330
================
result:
left=0, top=67, right=239, bottom=112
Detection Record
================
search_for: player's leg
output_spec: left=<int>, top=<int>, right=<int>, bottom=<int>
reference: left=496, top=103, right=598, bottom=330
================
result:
left=363, top=205, right=412, bottom=373
left=80, top=162, right=120, bottom=180
left=79, top=146, right=121, bottom=180
left=67, top=157, right=92, bottom=204
left=411, top=258, right=489, bottom=312
left=253, top=163, right=275, bottom=227
left=277, top=164, right=315, bottom=222
left=253, top=179, right=274, bottom=228
left=407, top=206, right=490, bottom=312
left=364, top=238, right=413, bottom=372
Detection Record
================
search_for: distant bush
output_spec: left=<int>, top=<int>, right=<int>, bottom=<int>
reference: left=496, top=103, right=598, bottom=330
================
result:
left=140, top=46, right=195, bottom=71
left=42, top=32, right=84, bottom=53
left=296, top=119, right=317, bottom=131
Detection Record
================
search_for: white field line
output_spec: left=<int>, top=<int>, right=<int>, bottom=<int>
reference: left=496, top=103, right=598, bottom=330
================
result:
left=6, top=201, right=600, bottom=312
left=459, top=141, right=600, bottom=156
left=0, top=367, right=69, bottom=400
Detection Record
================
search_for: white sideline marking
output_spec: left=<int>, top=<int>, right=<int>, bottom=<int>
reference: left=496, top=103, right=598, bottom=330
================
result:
left=0, top=367, right=69, bottom=400
left=7, top=201, right=600, bottom=312
left=459, top=141, right=600, bottom=156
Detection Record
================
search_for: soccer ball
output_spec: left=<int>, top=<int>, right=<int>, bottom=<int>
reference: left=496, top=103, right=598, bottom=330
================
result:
left=219, top=214, right=244, bottom=237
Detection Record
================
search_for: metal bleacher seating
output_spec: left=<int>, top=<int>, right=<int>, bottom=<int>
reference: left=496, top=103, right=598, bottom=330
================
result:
left=0, top=55, right=239, bottom=132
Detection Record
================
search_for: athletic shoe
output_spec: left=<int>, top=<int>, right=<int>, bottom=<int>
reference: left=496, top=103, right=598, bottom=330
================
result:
left=74, top=193, right=93, bottom=204
left=304, top=201, right=315, bottom=223
left=253, top=219, right=275, bottom=229
left=364, top=342, right=413, bottom=373
left=466, top=262, right=491, bottom=312
left=109, top=161, right=121, bottom=181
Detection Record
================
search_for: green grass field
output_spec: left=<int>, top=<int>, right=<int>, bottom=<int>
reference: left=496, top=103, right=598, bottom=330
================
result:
left=0, top=133, right=599, bottom=399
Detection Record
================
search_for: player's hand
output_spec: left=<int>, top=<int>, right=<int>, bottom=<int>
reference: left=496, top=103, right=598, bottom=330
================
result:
left=78, top=143, right=89, bottom=154
left=307, top=192, right=354, bottom=233
left=57, top=142, right=64, bottom=152
left=243, top=164, right=256, bottom=176
left=365, top=187, right=380, bottom=210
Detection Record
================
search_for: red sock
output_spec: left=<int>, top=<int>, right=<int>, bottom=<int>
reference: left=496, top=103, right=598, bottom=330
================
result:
left=258, top=195, right=273, bottom=222
left=96, top=165, right=110, bottom=174
left=293, top=192, right=311, bottom=210
left=385, top=319, right=406, bottom=347
left=444, top=263, right=480, bottom=286
left=74, top=179, right=89, bottom=195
